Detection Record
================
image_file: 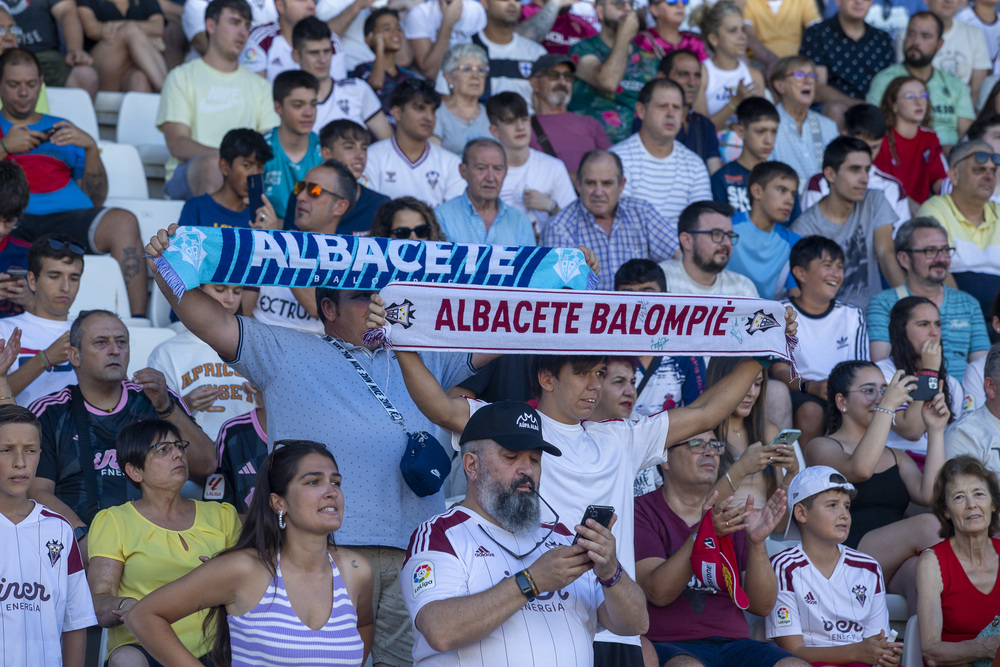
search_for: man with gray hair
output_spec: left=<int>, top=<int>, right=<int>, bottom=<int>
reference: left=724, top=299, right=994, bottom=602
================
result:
left=434, top=138, right=536, bottom=245
left=917, top=140, right=1000, bottom=321
left=401, top=400, right=649, bottom=666
left=865, top=216, right=990, bottom=378
left=946, top=343, right=1000, bottom=476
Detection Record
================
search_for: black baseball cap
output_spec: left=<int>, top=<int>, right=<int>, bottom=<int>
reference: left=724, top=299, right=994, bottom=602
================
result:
left=459, top=402, right=562, bottom=456
left=530, top=54, right=575, bottom=78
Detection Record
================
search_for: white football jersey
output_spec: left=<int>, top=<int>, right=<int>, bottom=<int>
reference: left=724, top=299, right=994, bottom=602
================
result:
left=240, top=23, right=347, bottom=83
left=313, top=78, right=383, bottom=134
left=362, top=137, right=465, bottom=207
left=780, top=299, right=869, bottom=381
left=0, top=312, right=75, bottom=408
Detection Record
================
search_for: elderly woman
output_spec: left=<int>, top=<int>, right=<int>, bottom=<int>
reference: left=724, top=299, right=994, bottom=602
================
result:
left=88, top=420, right=240, bottom=666
left=917, top=455, right=1000, bottom=666
left=368, top=196, right=447, bottom=242
left=433, top=44, right=492, bottom=155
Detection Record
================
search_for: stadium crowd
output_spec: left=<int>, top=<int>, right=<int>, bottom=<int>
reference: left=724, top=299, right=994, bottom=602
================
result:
left=3, top=0, right=1000, bottom=662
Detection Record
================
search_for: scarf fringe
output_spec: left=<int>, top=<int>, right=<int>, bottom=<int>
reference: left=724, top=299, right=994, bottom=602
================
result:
left=363, top=325, right=391, bottom=350
left=785, top=333, right=799, bottom=380
left=152, top=255, right=189, bottom=300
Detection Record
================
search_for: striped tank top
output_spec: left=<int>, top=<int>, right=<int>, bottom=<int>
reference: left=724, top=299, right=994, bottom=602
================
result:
left=228, top=551, right=364, bottom=666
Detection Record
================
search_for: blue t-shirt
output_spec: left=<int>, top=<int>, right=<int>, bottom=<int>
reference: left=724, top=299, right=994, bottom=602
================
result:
left=179, top=194, right=251, bottom=228
left=1, top=115, right=92, bottom=215
left=263, top=130, right=322, bottom=219
left=727, top=212, right=801, bottom=300
left=711, top=162, right=752, bottom=212
left=0, top=236, right=31, bottom=319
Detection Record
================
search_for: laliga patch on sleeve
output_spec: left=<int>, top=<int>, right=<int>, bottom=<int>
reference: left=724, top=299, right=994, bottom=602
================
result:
left=412, top=561, right=436, bottom=597
left=775, top=605, right=792, bottom=627
left=203, top=473, right=225, bottom=500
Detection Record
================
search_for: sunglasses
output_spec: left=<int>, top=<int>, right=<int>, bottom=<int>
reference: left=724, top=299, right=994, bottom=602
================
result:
left=651, top=0, right=690, bottom=6
left=543, top=70, right=575, bottom=82
left=953, top=151, right=1000, bottom=167
left=293, top=181, right=344, bottom=199
left=48, top=238, right=85, bottom=256
left=390, top=224, right=432, bottom=240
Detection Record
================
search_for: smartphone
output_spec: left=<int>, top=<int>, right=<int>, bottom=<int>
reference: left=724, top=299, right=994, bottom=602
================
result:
left=5, top=268, right=27, bottom=279
left=769, top=429, right=801, bottom=447
left=572, top=505, right=614, bottom=545
left=247, top=174, right=264, bottom=218
left=42, top=127, right=58, bottom=139
left=910, top=374, right=939, bottom=401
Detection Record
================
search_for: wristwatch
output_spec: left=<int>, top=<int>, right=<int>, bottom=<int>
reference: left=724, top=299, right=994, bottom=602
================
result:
left=74, top=525, right=89, bottom=542
left=514, top=570, right=536, bottom=601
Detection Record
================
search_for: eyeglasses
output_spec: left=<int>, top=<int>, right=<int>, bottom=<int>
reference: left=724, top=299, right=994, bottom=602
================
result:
left=686, top=229, right=739, bottom=245
left=455, top=65, right=489, bottom=75
left=47, top=238, right=85, bottom=256
left=651, top=0, right=690, bottom=6
left=148, top=440, right=190, bottom=458
left=293, top=181, right=344, bottom=200
left=0, top=26, right=23, bottom=37
left=905, top=245, right=955, bottom=259
left=390, top=224, right=432, bottom=240
left=542, top=70, right=575, bottom=82
left=787, top=71, right=818, bottom=80
left=848, top=386, right=887, bottom=400
left=478, top=491, right=560, bottom=559
left=901, top=92, right=930, bottom=100
left=953, top=151, right=1000, bottom=167
left=668, top=438, right=727, bottom=454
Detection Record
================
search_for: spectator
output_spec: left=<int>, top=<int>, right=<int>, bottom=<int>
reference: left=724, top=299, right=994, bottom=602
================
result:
left=790, top=136, right=902, bottom=310
left=800, top=0, right=895, bottom=114
left=961, top=292, right=1000, bottom=410
left=317, top=119, right=390, bottom=235
left=568, top=0, right=658, bottom=144
left=148, top=284, right=253, bottom=441
left=125, top=441, right=373, bottom=666
left=0, top=161, right=34, bottom=319
left=362, top=79, right=465, bottom=206
left=401, top=401, right=649, bottom=665
left=0, top=404, right=97, bottom=667
left=77, top=0, right=167, bottom=92
left=435, top=137, right=536, bottom=245
left=774, top=236, right=869, bottom=447
left=291, top=18, right=392, bottom=139
left=867, top=217, right=989, bottom=379
left=0, top=237, right=83, bottom=409
left=0, top=49, right=148, bottom=318
left=87, top=420, right=240, bottom=665
left=955, top=0, right=1000, bottom=78
left=369, top=195, right=447, bottom=241
left=528, top=52, right=610, bottom=182
left=5, top=0, right=98, bottom=97
left=917, top=140, right=1000, bottom=320
left=212, top=397, right=267, bottom=515
left=516, top=0, right=599, bottom=55
left=179, top=128, right=274, bottom=229
left=466, top=0, right=547, bottom=111
left=727, top=162, right=802, bottom=300
left=875, top=76, right=947, bottom=205
left=978, top=78, right=1000, bottom=121
left=659, top=200, right=757, bottom=297
left=767, top=466, right=902, bottom=666
left=915, top=455, right=1000, bottom=665
left=710, top=97, right=779, bottom=213
left=770, top=56, right=840, bottom=193
left=868, top=11, right=974, bottom=148
left=26, top=310, right=217, bottom=554
left=805, top=360, right=948, bottom=611
left=634, top=0, right=707, bottom=60
left=239, top=0, right=346, bottom=82
left=181, top=0, right=275, bottom=55
left=145, top=225, right=477, bottom=667
left=589, top=357, right=639, bottom=422
left=633, top=432, right=801, bottom=667
left=433, top=44, right=492, bottom=155
left=694, top=0, right=765, bottom=134
left=406, top=0, right=487, bottom=79
left=487, top=91, right=575, bottom=237
left=657, top=49, right=722, bottom=174
left=157, top=0, right=279, bottom=200
left=941, top=112, right=1000, bottom=203
left=541, top=150, right=679, bottom=290
left=0, top=8, right=48, bottom=110
left=906, top=0, right=991, bottom=102
left=262, top=70, right=322, bottom=222
left=742, top=0, right=820, bottom=59
left=850, top=0, right=929, bottom=42
left=611, top=78, right=712, bottom=226
left=947, top=343, right=1000, bottom=475
left=801, top=102, right=910, bottom=225
left=352, top=9, right=419, bottom=119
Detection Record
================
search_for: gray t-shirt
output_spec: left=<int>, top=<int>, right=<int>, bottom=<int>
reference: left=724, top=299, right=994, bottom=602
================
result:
left=790, top=190, right=897, bottom=310
left=229, top=317, right=475, bottom=549
left=434, top=103, right=492, bottom=155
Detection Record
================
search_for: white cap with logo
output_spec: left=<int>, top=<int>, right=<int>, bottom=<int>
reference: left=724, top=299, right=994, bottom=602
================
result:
left=783, top=465, right=856, bottom=540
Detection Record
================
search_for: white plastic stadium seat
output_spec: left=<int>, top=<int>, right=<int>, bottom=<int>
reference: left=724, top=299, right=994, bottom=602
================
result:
left=98, top=142, right=149, bottom=199
left=116, top=92, right=169, bottom=177
left=70, top=254, right=132, bottom=319
left=45, top=87, right=100, bottom=142
left=902, top=614, right=921, bottom=667
left=104, top=197, right=184, bottom=247
left=127, top=326, right=177, bottom=376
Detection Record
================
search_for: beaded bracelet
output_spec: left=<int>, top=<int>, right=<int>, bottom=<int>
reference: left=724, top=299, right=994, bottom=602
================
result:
left=872, top=406, right=895, bottom=425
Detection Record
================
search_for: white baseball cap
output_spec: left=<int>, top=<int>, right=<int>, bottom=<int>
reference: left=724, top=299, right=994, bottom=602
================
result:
left=783, top=465, right=856, bottom=541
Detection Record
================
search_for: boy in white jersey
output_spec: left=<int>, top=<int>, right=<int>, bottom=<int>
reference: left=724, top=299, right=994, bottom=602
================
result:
left=0, top=405, right=96, bottom=666
left=767, top=465, right=902, bottom=665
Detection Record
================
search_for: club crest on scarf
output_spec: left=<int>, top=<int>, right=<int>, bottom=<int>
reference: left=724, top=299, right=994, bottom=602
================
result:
left=745, top=309, right=779, bottom=336
left=385, top=300, right=416, bottom=328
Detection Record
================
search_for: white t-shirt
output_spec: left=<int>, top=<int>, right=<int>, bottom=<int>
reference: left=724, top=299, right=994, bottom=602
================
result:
left=781, top=299, right=869, bottom=381
left=767, top=544, right=889, bottom=647
left=895, top=19, right=991, bottom=85
left=239, top=23, right=348, bottom=83
left=250, top=285, right=325, bottom=336
left=802, top=166, right=910, bottom=229
left=404, top=0, right=487, bottom=46
left=181, top=0, right=277, bottom=41
left=611, top=134, right=712, bottom=225
left=945, top=403, right=1000, bottom=476
left=875, top=357, right=964, bottom=454
left=500, top=149, right=577, bottom=237
left=402, top=506, right=604, bottom=666
left=0, top=502, right=97, bottom=666
left=659, top=258, right=760, bottom=297
left=961, top=354, right=986, bottom=412
left=0, top=312, right=75, bottom=408
left=147, top=328, right=256, bottom=441
left=362, top=137, right=465, bottom=207
left=956, top=6, right=1000, bottom=75
left=313, top=77, right=383, bottom=134
left=703, top=58, right=754, bottom=119
left=457, top=397, right=671, bottom=647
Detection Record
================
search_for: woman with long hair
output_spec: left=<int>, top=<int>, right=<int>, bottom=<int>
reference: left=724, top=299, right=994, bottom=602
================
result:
left=874, top=76, right=946, bottom=205
left=368, top=196, right=447, bottom=242
left=806, top=360, right=950, bottom=610
left=125, top=441, right=374, bottom=666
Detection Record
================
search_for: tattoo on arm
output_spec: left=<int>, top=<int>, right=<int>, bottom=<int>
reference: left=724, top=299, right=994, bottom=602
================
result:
left=515, top=0, right=559, bottom=42
left=351, top=559, right=359, bottom=568
left=121, top=246, right=142, bottom=282
left=80, top=169, right=108, bottom=201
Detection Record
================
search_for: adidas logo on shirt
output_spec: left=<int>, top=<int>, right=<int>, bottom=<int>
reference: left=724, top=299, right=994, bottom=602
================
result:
left=804, top=591, right=818, bottom=605
left=474, top=546, right=494, bottom=558
left=239, top=462, right=257, bottom=476
left=836, top=336, right=848, bottom=350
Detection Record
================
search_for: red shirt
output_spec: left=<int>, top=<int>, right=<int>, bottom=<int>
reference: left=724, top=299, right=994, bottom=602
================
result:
left=930, top=537, right=1000, bottom=643
left=519, top=3, right=598, bottom=54
left=873, top=127, right=947, bottom=204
